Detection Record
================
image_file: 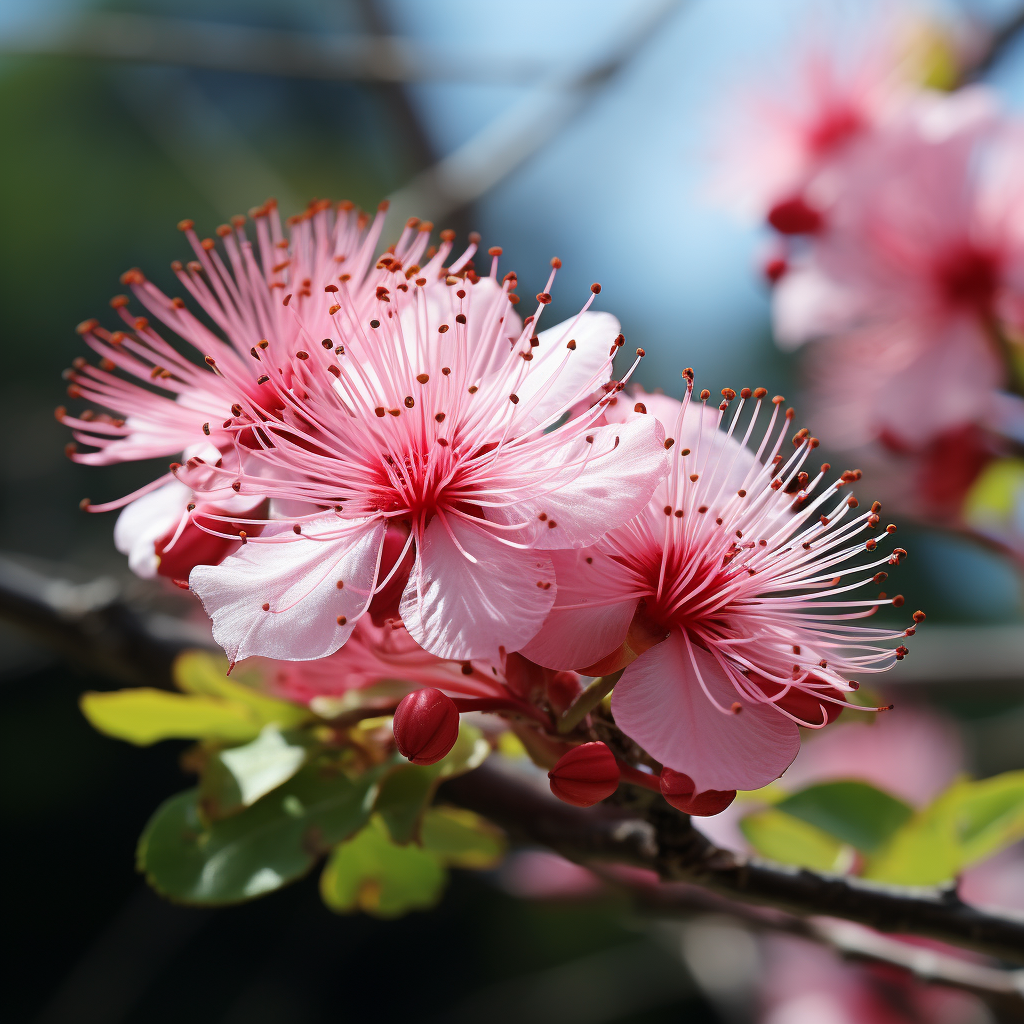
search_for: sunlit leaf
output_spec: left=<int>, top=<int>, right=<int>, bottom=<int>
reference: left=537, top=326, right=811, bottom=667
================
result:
left=173, top=650, right=310, bottom=728
left=866, top=772, right=1024, bottom=885
left=375, top=723, right=490, bottom=843
left=138, top=759, right=386, bottom=904
left=320, top=815, right=446, bottom=917
left=740, top=809, right=847, bottom=872
left=81, top=688, right=263, bottom=745
left=420, top=806, right=506, bottom=869
left=198, top=725, right=315, bottom=819
left=963, top=458, right=1024, bottom=533
left=777, top=781, right=912, bottom=854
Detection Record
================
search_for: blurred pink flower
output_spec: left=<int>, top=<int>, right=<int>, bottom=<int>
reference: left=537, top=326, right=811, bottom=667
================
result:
left=714, top=21, right=913, bottom=228
left=774, top=89, right=1022, bottom=450
left=522, top=383, right=915, bottom=793
left=180, top=250, right=667, bottom=665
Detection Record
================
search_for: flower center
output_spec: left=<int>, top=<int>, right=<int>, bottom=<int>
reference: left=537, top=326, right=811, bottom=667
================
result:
left=933, top=244, right=999, bottom=313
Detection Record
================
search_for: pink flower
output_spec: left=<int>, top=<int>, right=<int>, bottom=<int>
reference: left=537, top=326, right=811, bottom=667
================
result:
left=62, top=203, right=668, bottom=653
left=774, top=89, right=1021, bottom=449
left=176, top=245, right=667, bottom=665
left=714, top=21, right=913, bottom=228
left=522, top=382, right=916, bottom=792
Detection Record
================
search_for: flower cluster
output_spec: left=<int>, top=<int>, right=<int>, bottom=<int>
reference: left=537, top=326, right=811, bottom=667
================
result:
left=721, top=23, right=1024, bottom=561
left=61, top=200, right=916, bottom=808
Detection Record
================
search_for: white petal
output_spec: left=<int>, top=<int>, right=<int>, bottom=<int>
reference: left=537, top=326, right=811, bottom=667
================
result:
left=400, top=515, right=555, bottom=662
left=113, top=481, right=192, bottom=578
left=190, top=516, right=386, bottom=663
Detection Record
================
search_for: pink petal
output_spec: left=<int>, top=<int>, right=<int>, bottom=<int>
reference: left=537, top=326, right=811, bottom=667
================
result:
left=612, top=631, right=800, bottom=792
left=400, top=515, right=555, bottom=662
left=190, top=516, right=386, bottom=663
left=509, top=311, right=620, bottom=432
left=114, top=480, right=192, bottom=578
left=520, top=548, right=638, bottom=670
left=488, top=416, right=668, bottom=549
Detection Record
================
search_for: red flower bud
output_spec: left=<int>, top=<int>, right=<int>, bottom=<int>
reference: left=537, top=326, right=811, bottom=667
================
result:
left=393, top=688, right=459, bottom=765
left=548, top=742, right=620, bottom=807
left=545, top=670, right=582, bottom=716
left=660, top=768, right=736, bottom=816
left=767, top=196, right=823, bottom=235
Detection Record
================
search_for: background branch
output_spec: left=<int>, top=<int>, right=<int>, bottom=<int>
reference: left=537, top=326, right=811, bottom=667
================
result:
left=3, top=552, right=1024, bottom=964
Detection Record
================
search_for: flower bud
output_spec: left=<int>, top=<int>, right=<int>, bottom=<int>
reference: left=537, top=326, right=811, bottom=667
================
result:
left=393, top=688, right=459, bottom=765
left=548, top=742, right=620, bottom=807
left=660, top=768, right=736, bottom=816
left=544, top=670, right=582, bottom=716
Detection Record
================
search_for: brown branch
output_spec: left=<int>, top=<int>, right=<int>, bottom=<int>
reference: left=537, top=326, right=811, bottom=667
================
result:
left=440, top=763, right=1024, bottom=965
left=4, top=552, right=1024, bottom=965
left=592, top=871, right=1024, bottom=1009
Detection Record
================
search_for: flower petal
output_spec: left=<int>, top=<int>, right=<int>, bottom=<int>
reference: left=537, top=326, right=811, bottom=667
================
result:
left=511, top=311, right=620, bottom=432
left=519, top=548, right=638, bottom=671
left=114, top=480, right=192, bottom=578
left=190, top=516, right=386, bottom=663
left=401, top=515, right=555, bottom=662
left=488, top=416, right=668, bottom=549
left=612, top=631, right=800, bottom=792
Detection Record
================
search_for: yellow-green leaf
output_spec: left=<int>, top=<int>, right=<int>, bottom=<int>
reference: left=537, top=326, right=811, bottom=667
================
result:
left=740, top=809, right=847, bottom=872
left=173, top=650, right=310, bottom=728
left=81, top=688, right=263, bottom=745
left=420, top=806, right=506, bottom=869
left=320, top=815, right=446, bottom=917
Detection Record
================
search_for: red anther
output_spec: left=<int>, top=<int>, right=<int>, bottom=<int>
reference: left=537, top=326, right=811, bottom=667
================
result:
left=551, top=257, right=562, bottom=269
left=177, top=218, right=194, bottom=232
left=873, top=571, right=888, bottom=583
left=847, top=496, right=859, bottom=508
left=764, top=255, right=788, bottom=282
left=392, top=688, right=460, bottom=766
left=79, top=497, right=90, bottom=510
left=615, top=335, right=625, bottom=347
left=488, top=246, right=503, bottom=257
left=536, top=292, right=552, bottom=304
left=740, top=388, right=752, bottom=400
left=886, top=524, right=897, bottom=534
left=634, top=402, right=647, bottom=414
left=913, top=610, right=926, bottom=623
left=660, top=768, right=736, bottom=816
left=700, top=389, right=711, bottom=401
left=75, top=318, right=99, bottom=335
left=200, top=238, right=215, bottom=251
left=590, top=282, right=601, bottom=294
left=468, top=232, right=480, bottom=244
left=439, top=228, right=455, bottom=242
left=378, top=199, right=391, bottom=212
left=548, top=743, right=620, bottom=808
left=721, top=388, right=737, bottom=401
left=636, top=347, right=645, bottom=357
left=767, top=195, right=823, bottom=235
left=772, top=395, right=785, bottom=405
left=871, top=501, right=882, bottom=513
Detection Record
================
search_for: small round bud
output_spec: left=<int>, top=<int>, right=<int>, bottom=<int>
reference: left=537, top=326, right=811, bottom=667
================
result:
left=548, top=742, right=620, bottom=807
left=392, top=688, right=459, bottom=766
left=659, top=768, right=736, bottom=816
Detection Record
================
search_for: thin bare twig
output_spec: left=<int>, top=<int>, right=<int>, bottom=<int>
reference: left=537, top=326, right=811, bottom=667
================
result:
left=0, top=12, right=548, bottom=85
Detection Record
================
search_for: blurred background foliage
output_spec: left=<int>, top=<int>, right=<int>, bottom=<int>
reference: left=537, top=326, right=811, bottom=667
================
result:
left=2, top=0, right=1024, bottom=1021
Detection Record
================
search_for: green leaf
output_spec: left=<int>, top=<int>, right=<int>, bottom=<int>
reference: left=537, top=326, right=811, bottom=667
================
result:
left=173, top=650, right=310, bottom=729
left=420, top=806, right=506, bottom=869
left=952, top=771, right=1024, bottom=864
left=320, top=815, right=446, bottom=917
left=198, top=725, right=315, bottom=819
left=137, top=759, right=386, bottom=904
left=81, top=688, right=263, bottom=745
left=865, top=772, right=1024, bottom=885
left=740, top=809, right=847, bottom=872
left=374, top=723, right=491, bottom=844
left=777, top=781, right=913, bottom=854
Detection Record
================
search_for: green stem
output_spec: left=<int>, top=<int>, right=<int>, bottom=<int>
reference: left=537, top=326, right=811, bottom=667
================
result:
left=557, top=669, right=624, bottom=734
